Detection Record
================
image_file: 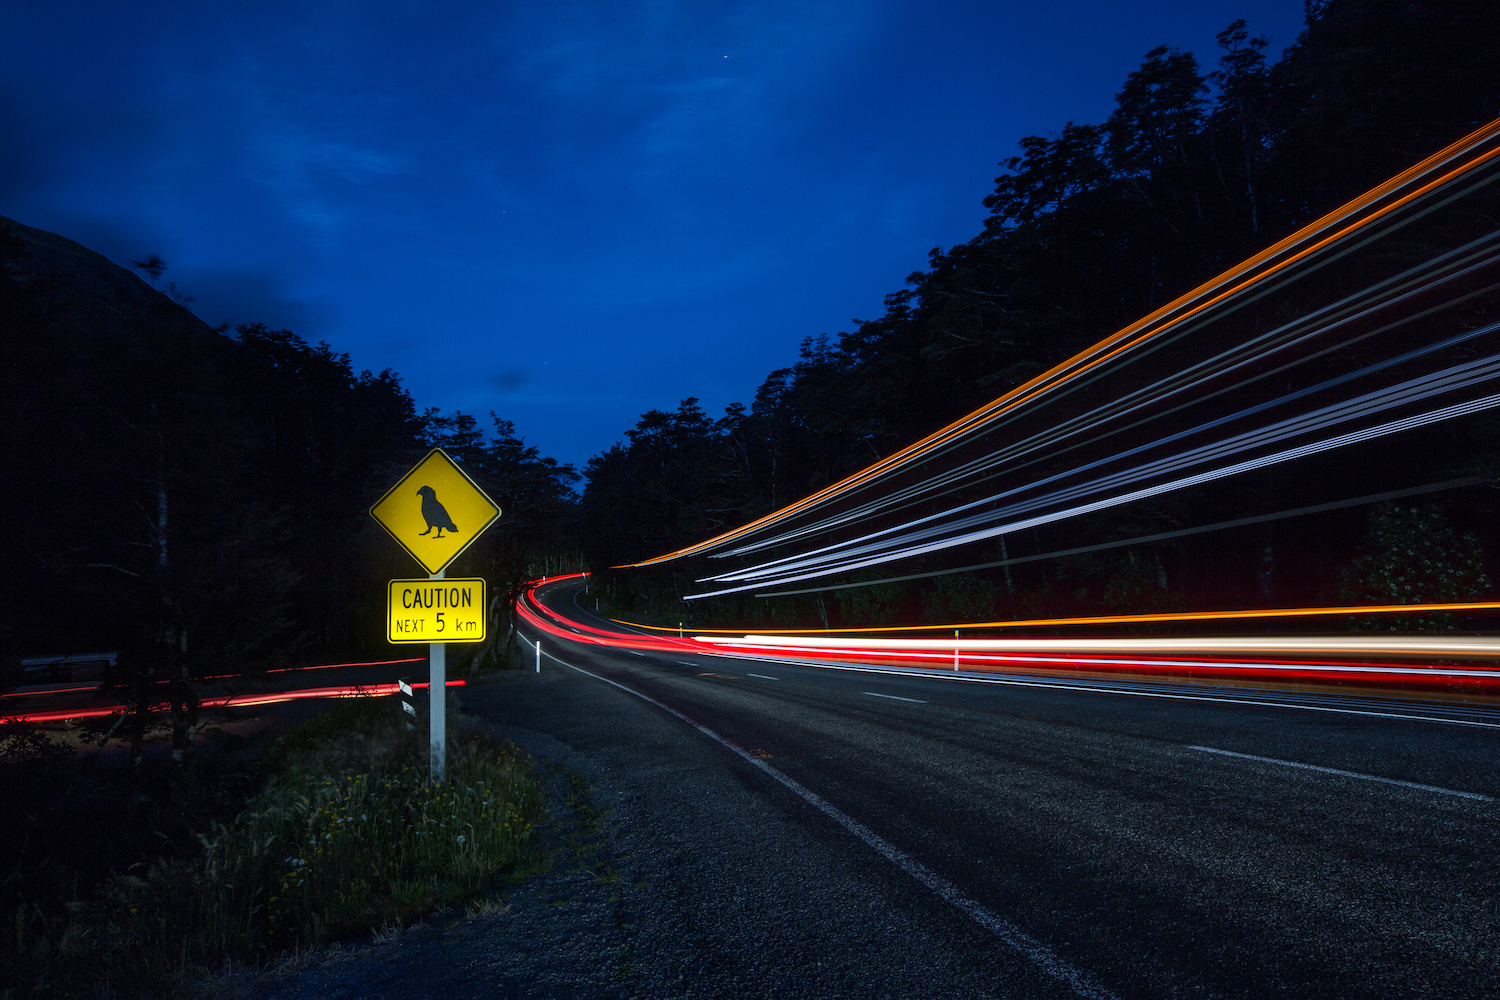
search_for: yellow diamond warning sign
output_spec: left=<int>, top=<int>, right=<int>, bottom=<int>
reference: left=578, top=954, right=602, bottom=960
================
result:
left=370, top=448, right=501, bottom=575
left=388, top=578, right=487, bottom=644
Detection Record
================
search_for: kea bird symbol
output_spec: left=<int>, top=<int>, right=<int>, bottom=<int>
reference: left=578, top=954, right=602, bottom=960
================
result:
left=416, top=485, right=459, bottom=539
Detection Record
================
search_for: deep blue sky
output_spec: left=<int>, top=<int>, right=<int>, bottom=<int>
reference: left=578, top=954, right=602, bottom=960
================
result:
left=2, top=0, right=1304, bottom=471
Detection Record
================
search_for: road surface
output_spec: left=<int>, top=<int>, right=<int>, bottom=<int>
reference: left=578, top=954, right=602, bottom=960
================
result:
left=255, top=578, right=1500, bottom=999
left=484, top=578, right=1500, bottom=999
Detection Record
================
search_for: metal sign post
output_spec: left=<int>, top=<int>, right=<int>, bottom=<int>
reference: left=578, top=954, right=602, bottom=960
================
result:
left=430, top=570, right=445, bottom=780
left=370, top=448, right=501, bottom=784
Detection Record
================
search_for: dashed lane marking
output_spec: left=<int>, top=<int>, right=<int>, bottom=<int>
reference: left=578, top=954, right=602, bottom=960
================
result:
left=1188, top=745, right=1493, bottom=801
left=863, top=691, right=927, bottom=704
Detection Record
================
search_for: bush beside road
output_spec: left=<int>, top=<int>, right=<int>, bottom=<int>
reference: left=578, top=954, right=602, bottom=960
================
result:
left=3, top=694, right=548, bottom=998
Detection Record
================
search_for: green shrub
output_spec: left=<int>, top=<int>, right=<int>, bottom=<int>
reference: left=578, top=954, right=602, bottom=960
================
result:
left=1339, top=503, right=1491, bottom=630
left=262, top=740, right=544, bottom=945
left=26, top=701, right=547, bottom=997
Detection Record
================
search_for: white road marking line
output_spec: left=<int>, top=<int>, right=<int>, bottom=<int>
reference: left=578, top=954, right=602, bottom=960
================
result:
left=677, top=660, right=702, bottom=667
left=627, top=650, right=644, bottom=656
left=1188, top=745, right=1493, bottom=801
left=747, top=673, right=779, bottom=680
left=863, top=691, right=927, bottom=703
left=540, top=646, right=1118, bottom=1000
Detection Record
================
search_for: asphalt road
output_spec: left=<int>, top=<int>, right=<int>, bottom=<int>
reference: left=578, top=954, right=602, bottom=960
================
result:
left=503, top=580, right=1500, bottom=999
left=254, top=580, right=1500, bottom=999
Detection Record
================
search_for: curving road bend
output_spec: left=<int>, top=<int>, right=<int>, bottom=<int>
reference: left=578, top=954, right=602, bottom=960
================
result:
left=468, top=578, right=1500, bottom=999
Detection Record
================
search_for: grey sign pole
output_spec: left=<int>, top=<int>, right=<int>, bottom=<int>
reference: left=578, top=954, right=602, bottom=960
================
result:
left=430, top=568, right=446, bottom=782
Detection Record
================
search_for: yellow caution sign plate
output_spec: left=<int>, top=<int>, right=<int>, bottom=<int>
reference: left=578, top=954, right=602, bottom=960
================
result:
left=387, top=578, right=487, bottom=644
left=370, top=448, right=501, bottom=575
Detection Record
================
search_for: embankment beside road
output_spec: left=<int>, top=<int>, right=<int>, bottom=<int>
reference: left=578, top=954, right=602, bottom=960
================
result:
left=2, top=693, right=547, bottom=999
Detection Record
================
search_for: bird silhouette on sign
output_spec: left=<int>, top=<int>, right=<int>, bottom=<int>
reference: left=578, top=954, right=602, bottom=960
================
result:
left=416, top=485, right=459, bottom=538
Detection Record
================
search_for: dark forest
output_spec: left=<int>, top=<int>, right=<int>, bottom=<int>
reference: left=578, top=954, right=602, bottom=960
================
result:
left=5, top=0, right=1500, bottom=677
left=4, top=1, right=1500, bottom=992
left=577, top=0, right=1500, bottom=629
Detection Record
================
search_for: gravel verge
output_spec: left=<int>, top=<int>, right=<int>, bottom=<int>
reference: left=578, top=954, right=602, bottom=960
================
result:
left=204, top=668, right=1069, bottom=999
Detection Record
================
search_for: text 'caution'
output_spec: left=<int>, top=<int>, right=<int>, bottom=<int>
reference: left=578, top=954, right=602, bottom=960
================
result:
left=387, top=578, right=487, bottom=644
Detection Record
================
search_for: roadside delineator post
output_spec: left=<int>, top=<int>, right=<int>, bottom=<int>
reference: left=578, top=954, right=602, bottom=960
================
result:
left=370, top=447, right=501, bottom=783
left=536, top=639, right=541, bottom=673
left=398, top=676, right=416, bottom=730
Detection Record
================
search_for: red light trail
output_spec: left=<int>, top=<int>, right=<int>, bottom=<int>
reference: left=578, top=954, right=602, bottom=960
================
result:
left=1, top=654, right=457, bottom=725
left=519, top=579, right=1500, bottom=698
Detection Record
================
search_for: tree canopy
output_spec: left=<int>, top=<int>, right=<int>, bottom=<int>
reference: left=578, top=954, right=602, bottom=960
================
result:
left=580, top=0, right=1500, bottom=628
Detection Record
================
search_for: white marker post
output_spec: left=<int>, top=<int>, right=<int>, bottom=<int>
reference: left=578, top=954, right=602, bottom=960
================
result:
left=430, top=569, right=446, bottom=781
left=536, top=639, right=541, bottom=673
left=398, top=676, right=416, bottom=730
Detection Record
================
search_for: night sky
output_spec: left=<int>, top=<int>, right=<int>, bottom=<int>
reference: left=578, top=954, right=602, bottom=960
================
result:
left=3, top=1, right=1304, bottom=471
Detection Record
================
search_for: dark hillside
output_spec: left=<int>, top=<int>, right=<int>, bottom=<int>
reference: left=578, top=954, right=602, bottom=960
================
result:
left=0, top=218, right=581, bottom=995
left=0, top=215, right=225, bottom=345
left=2, top=214, right=581, bottom=695
left=0, top=215, right=430, bottom=721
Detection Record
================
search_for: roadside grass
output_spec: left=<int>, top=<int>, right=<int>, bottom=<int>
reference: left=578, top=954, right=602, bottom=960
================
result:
left=7, top=695, right=547, bottom=998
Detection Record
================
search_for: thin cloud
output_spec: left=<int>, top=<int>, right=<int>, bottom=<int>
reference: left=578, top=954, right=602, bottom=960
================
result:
left=489, top=368, right=531, bottom=392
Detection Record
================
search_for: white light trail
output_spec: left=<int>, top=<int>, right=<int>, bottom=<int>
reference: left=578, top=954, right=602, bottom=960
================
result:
left=686, top=391, right=1500, bottom=598
left=698, top=633, right=1500, bottom=659
left=711, top=236, right=1500, bottom=561
left=696, top=352, right=1500, bottom=588
left=701, top=341, right=1500, bottom=585
left=626, top=120, right=1500, bottom=568
left=750, top=475, right=1487, bottom=599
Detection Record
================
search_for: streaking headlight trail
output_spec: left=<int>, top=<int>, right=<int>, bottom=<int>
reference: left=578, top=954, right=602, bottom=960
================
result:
left=620, top=119, right=1500, bottom=571
left=567, top=122, right=1500, bottom=710
left=519, top=579, right=1500, bottom=704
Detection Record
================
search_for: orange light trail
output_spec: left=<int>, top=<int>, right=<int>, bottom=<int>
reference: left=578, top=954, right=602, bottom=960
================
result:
left=620, top=118, right=1500, bottom=567
left=611, top=600, right=1500, bottom=635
